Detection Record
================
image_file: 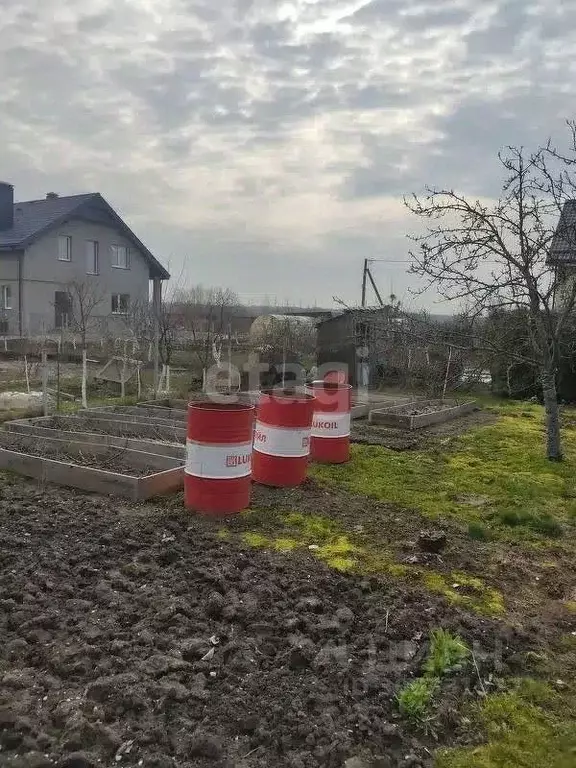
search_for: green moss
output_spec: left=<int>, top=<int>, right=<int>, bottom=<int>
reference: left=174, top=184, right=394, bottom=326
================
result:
left=273, top=537, right=299, bottom=552
left=216, top=528, right=231, bottom=540
left=284, top=511, right=340, bottom=540
left=422, top=571, right=505, bottom=617
left=237, top=511, right=503, bottom=616
left=435, top=681, right=576, bottom=768
left=241, top=531, right=269, bottom=548
left=311, top=402, right=576, bottom=542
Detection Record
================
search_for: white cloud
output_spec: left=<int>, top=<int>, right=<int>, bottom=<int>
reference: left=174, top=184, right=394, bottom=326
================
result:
left=0, top=0, right=575, bottom=305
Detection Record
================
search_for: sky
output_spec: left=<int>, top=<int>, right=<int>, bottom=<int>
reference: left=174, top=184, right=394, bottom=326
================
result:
left=1, top=0, right=575, bottom=310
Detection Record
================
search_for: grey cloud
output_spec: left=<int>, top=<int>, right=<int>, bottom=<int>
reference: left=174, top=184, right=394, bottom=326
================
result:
left=399, top=7, right=473, bottom=32
left=76, top=12, right=111, bottom=33
left=1, top=0, right=575, bottom=307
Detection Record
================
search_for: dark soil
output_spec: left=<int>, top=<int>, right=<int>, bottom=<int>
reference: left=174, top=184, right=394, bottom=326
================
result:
left=243, top=481, right=576, bottom=629
left=0, top=437, right=158, bottom=477
left=351, top=410, right=497, bottom=450
left=0, top=480, right=530, bottom=768
left=41, top=416, right=183, bottom=444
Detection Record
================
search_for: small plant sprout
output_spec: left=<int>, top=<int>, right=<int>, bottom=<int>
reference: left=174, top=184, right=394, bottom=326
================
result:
left=424, top=629, right=470, bottom=677
left=397, top=676, right=439, bottom=721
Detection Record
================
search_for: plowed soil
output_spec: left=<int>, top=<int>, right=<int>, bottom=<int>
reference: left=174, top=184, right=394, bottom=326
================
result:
left=0, top=481, right=530, bottom=768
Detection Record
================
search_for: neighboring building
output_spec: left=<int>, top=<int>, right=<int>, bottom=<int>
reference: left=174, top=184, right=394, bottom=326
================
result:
left=549, top=199, right=576, bottom=308
left=316, top=306, right=459, bottom=387
left=316, top=306, right=398, bottom=386
left=0, top=182, right=169, bottom=336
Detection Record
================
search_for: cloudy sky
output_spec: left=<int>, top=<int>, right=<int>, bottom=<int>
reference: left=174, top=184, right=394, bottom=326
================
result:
left=1, top=0, right=575, bottom=309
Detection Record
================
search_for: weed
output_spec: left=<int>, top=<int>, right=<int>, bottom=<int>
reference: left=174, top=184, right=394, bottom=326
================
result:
left=397, top=676, right=438, bottom=721
left=468, top=522, right=490, bottom=541
left=424, top=629, right=470, bottom=677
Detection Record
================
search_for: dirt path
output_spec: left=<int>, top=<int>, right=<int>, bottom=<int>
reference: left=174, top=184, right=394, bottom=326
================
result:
left=0, top=480, right=525, bottom=768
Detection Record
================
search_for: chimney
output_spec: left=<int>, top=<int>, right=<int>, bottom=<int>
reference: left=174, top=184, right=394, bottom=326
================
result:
left=0, top=182, right=14, bottom=231
left=46, top=192, right=59, bottom=200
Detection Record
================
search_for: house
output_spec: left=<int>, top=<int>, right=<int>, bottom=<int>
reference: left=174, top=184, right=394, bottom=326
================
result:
left=548, top=200, right=576, bottom=307
left=0, top=182, right=169, bottom=337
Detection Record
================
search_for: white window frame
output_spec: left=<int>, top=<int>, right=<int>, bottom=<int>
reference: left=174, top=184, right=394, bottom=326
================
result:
left=58, top=235, right=72, bottom=261
left=86, top=240, right=99, bottom=275
left=111, top=244, right=130, bottom=269
left=111, top=293, right=130, bottom=315
left=1, top=285, right=12, bottom=310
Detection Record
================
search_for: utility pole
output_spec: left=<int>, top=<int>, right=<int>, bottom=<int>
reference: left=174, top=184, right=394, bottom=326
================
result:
left=361, top=258, right=384, bottom=307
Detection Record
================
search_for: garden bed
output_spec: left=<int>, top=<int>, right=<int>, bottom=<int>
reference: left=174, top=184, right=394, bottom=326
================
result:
left=0, top=432, right=183, bottom=499
left=369, top=399, right=478, bottom=430
left=91, top=404, right=188, bottom=424
left=31, top=414, right=187, bottom=443
left=4, top=416, right=184, bottom=458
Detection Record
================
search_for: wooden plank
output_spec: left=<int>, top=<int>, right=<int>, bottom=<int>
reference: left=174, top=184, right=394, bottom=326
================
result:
left=0, top=446, right=182, bottom=500
left=409, top=401, right=477, bottom=429
left=79, top=408, right=179, bottom=428
left=122, top=405, right=187, bottom=422
left=4, top=420, right=184, bottom=459
left=137, top=466, right=184, bottom=500
left=0, top=448, right=44, bottom=479
left=0, top=432, right=182, bottom=471
left=141, top=398, right=188, bottom=410
left=368, top=400, right=477, bottom=430
left=52, top=415, right=186, bottom=443
left=351, top=404, right=370, bottom=419
left=44, top=460, right=139, bottom=499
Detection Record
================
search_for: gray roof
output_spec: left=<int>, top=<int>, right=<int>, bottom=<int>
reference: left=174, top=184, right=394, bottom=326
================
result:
left=0, top=192, right=169, bottom=279
left=549, top=200, right=576, bottom=264
left=0, top=193, right=96, bottom=248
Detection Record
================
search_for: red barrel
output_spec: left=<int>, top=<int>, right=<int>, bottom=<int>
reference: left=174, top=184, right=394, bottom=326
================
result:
left=323, top=369, right=348, bottom=384
left=252, top=389, right=315, bottom=487
left=185, top=401, right=255, bottom=515
left=310, top=382, right=352, bottom=464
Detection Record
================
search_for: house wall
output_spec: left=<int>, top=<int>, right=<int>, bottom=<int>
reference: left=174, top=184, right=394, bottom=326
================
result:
left=0, top=251, right=21, bottom=335
left=22, top=218, right=150, bottom=335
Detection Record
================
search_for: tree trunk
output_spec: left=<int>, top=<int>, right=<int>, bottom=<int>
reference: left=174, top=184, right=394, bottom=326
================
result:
left=81, top=347, right=88, bottom=409
left=541, top=371, right=562, bottom=461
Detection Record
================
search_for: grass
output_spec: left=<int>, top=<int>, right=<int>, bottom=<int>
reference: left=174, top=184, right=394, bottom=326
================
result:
left=397, top=629, right=470, bottom=723
left=311, top=400, right=576, bottom=542
left=436, top=678, right=576, bottom=768
left=424, top=628, right=470, bottom=677
left=398, top=677, right=439, bottom=721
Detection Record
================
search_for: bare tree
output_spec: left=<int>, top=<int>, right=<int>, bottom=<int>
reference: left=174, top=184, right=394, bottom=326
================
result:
left=404, top=121, right=576, bottom=460
left=63, top=279, right=105, bottom=408
left=170, top=285, right=241, bottom=373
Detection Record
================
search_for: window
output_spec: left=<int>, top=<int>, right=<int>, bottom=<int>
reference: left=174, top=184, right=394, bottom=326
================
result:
left=58, top=235, right=72, bottom=261
left=86, top=240, right=99, bottom=275
left=111, top=244, right=129, bottom=269
left=1, top=285, right=11, bottom=310
left=111, top=293, right=129, bottom=315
